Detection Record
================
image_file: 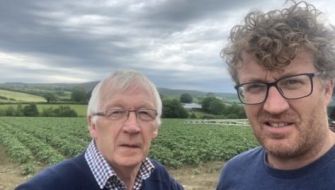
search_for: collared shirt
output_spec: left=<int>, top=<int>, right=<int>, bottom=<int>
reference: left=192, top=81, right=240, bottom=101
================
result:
left=85, top=140, right=155, bottom=190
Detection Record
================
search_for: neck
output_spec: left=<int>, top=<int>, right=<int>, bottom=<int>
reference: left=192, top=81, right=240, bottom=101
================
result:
left=113, top=164, right=141, bottom=190
left=267, top=130, right=335, bottom=170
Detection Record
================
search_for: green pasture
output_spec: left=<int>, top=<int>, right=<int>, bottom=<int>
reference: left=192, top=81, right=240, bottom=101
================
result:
left=0, top=104, right=87, bottom=116
left=0, top=89, right=46, bottom=103
left=38, top=104, right=87, bottom=116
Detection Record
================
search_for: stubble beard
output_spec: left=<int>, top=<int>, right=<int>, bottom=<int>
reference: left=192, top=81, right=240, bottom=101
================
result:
left=253, top=107, right=324, bottom=160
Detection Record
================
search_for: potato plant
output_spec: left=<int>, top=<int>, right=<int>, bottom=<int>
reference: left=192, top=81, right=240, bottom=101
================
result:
left=0, top=117, right=258, bottom=174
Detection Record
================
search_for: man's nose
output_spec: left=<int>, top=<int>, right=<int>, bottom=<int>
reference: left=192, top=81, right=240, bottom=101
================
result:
left=263, top=86, right=289, bottom=114
left=123, top=111, right=140, bottom=133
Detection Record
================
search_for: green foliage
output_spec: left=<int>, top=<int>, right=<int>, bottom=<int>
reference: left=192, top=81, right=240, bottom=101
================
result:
left=180, top=93, right=193, bottom=103
left=202, top=97, right=226, bottom=114
left=5, top=106, right=16, bottom=116
left=0, top=95, right=8, bottom=100
left=16, top=104, right=24, bottom=116
left=43, top=93, right=57, bottom=103
left=201, top=97, right=218, bottom=112
left=0, top=117, right=258, bottom=175
left=151, top=119, right=258, bottom=167
left=221, top=103, right=246, bottom=119
left=208, top=98, right=225, bottom=115
left=0, top=105, right=24, bottom=116
left=71, top=87, right=87, bottom=103
left=23, top=104, right=39, bottom=116
left=162, top=99, right=189, bottom=118
left=42, top=106, right=78, bottom=117
left=201, top=97, right=246, bottom=119
left=190, top=112, right=197, bottom=118
left=21, top=163, right=36, bottom=175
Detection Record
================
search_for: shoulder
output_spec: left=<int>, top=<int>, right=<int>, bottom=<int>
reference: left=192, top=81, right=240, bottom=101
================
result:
left=226, top=146, right=263, bottom=168
left=143, top=159, right=184, bottom=190
left=15, top=154, right=96, bottom=190
left=216, top=147, right=264, bottom=189
left=219, top=146, right=264, bottom=178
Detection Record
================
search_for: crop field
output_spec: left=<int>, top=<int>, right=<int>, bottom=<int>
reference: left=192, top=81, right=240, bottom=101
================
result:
left=0, top=117, right=258, bottom=175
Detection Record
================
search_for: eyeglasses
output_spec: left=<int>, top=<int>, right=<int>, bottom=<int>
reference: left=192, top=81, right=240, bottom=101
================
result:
left=92, top=108, right=158, bottom=122
left=235, top=72, right=320, bottom=105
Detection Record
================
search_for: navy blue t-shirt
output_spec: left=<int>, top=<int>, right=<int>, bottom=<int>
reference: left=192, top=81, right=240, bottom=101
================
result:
left=217, top=146, right=335, bottom=190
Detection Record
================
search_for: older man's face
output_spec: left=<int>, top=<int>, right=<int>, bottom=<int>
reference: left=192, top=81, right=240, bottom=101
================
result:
left=88, top=85, right=158, bottom=169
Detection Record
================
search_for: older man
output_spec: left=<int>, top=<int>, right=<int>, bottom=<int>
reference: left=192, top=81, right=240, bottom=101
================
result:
left=16, top=70, right=183, bottom=190
left=217, top=1, right=335, bottom=190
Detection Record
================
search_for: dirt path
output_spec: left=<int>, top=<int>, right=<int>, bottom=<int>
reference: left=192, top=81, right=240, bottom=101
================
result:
left=169, top=161, right=223, bottom=190
left=0, top=146, right=29, bottom=190
left=0, top=146, right=223, bottom=190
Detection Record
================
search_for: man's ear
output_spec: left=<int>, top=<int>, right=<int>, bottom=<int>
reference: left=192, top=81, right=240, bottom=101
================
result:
left=87, top=115, right=97, bottom=138
left=324, top=79, right=334, bottom=105
left=152, top=126, right=159, bottom=139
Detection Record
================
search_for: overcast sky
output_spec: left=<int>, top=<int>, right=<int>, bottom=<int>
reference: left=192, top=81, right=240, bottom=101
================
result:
left=1, top=0, right=334, bottom=93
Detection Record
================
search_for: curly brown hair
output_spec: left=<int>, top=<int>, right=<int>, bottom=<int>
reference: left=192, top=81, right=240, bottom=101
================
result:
left=222, top=1, right=335, bottom=83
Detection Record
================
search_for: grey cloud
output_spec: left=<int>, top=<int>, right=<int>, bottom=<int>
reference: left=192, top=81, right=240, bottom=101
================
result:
left=0, top=0, right=332, bottom=93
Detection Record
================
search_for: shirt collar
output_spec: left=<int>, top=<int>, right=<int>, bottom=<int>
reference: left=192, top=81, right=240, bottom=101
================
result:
left=85, top=140, right=155, bottom=189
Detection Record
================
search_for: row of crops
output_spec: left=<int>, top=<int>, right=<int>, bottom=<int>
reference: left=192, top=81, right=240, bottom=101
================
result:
left=0, top=117, right=258, bottom=175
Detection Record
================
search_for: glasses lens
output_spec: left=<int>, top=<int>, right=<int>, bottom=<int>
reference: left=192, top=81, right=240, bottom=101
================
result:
left=237, top=82, right=267, bottom=104
left=137, top=109, right=157, bottom=121
left=105, top=109, right=126, bottom=120
left=278, top=74, right=312, bottom=99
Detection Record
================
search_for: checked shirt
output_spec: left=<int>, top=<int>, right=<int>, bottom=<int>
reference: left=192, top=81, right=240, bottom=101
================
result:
left=85, top=141, right=155, bottom=190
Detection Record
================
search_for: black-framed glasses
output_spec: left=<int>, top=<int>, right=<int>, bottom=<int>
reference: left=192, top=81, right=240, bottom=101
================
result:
left=235, top=72, right=320, bottom=105
left=92, top=108, right=158, bottom=122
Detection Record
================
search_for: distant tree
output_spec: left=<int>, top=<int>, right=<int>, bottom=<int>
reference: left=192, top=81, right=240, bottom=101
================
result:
left=42, top=107, right=57, bottom=117
left=5, top=106, right=16, bottom=116
left=201, top=97, right=218, bottom=112
left=180, top=93, right=193, bottom=103
left=223, top=103, right=246, bottom=119
left=0, top=109, right=5, bottom=116
left=208, top=98, right=225, bottom=115
left=71, top=87, right=87, bottom=103
left=42, top=106, right=77, bottom=117
left=0, top=96, right=8, bottom=100
left=162, top=99, right=189, bottom=118
left=190, top=112, right=197, bottom=118
left=55, top=106, right=78, bottom=117
left=16, top=104, right=24, bottom=116
left=23, top=104, right=39, bottom=116
left=43, top=93, right=57, bottom=103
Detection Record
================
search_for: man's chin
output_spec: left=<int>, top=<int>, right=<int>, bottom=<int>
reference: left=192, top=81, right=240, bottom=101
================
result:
left=265, top=143, right=298, bottom=159
left=263, top=139, right=299, bottom=158
left=114, top=156, right=144, bottom=168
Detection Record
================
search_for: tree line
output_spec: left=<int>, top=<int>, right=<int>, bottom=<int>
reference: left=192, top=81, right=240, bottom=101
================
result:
left=0, top=104, right=77, bottom=117
left=162, top=93, right=246, bottom=119
left=0, top=92, right=246, bottom=119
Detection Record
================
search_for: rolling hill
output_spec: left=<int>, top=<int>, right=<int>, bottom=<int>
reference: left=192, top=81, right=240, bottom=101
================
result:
left=0, top=89, right=46, bottom=103
left=0, top=82, right=237, bottom=103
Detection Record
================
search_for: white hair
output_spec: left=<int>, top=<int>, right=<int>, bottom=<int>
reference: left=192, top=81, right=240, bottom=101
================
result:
left=87, top=70, right=162, bottom=126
